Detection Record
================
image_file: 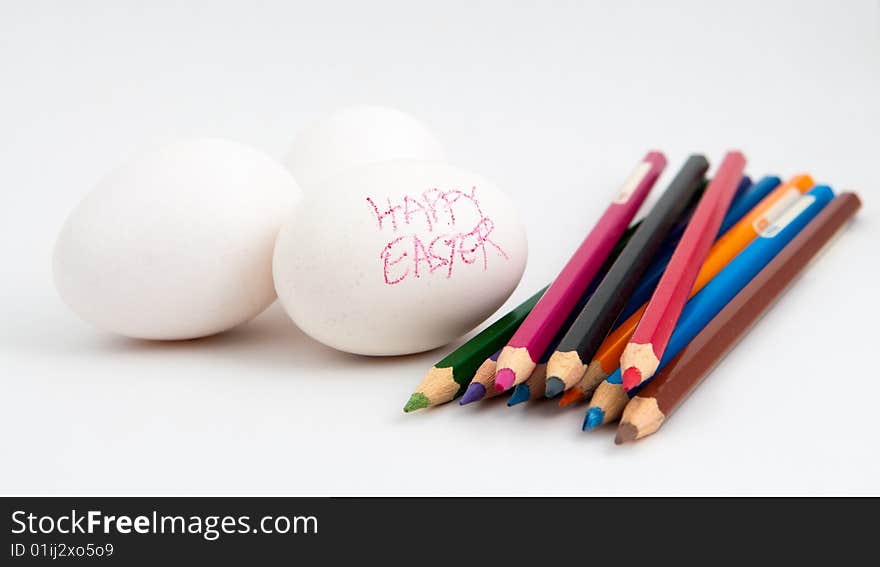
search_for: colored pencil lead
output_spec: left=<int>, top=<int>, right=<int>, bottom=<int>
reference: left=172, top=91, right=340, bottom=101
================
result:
left=403, top=393, right=430, bottom=413
left=459, top=383, right=486, bottom=405
left=507, top=384, right=531, bottom=406
left=615, top=423, right=639, bottom=445
left=583, top=407, right=606, bottom=431
left=544, top=377, right=565, bottom=399
left=493, top=367, right=517, bottom=392
left=621, top=367, right=643, bottom=391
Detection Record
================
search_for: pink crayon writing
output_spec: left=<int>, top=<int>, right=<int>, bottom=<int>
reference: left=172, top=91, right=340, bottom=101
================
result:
left=367, top=187, right=509, bottom=285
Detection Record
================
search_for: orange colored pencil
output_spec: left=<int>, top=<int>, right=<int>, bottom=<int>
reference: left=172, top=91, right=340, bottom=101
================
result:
left=558, top=173, right=815, bottom=407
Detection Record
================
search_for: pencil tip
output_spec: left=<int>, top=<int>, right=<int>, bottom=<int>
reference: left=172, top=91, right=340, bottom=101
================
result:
left=507, top=384, right=530, bottom=406
left=494, top=368, right=515, bottom=392
left=622, top=366, right=642, bottom=391
left=459, top=383, right=486, bottom=405
left=582, top=407, right=605, bottom=431
left=615, top=423, right=638, bottom=445
left=544, top=377, right=564, bottom=399
left=558, top=388, right=582, bottom=407
left=403, top=393, right=429, bottom=413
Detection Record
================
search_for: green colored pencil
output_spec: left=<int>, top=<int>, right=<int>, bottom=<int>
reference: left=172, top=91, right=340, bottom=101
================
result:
left=403, top=222, right=642, bottom=413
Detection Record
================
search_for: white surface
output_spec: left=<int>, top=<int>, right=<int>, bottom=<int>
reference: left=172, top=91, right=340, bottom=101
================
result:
left=53, top=138, right=301, bottom=340
left=273, top=160, right=527, bottom=355
left=285, top=105, right=446, bottom=190
left=1, top=0, right=878, bottom=495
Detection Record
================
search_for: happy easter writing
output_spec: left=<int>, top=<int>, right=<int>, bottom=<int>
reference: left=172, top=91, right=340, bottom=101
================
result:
left=366, top=187, right=509, bottom=285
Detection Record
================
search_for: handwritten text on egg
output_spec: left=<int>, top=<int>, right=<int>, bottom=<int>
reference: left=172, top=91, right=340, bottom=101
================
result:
left=366, top=187, right=509, bottom=285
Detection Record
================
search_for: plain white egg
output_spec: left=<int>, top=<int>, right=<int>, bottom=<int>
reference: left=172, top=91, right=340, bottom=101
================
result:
left=53, top=138, right=302, bottom=340
left=273, top=160, right=527, bottom=355
left=284, top=105, right=446, bottom=190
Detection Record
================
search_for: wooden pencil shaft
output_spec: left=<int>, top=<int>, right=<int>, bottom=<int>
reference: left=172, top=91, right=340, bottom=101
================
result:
left=525, top=365, right=548, bottom=399
left=556, top=155, right=710, bottom=362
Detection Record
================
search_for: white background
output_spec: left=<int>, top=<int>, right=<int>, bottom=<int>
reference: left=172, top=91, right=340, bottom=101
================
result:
left=1, top=0, right=878, bottom=494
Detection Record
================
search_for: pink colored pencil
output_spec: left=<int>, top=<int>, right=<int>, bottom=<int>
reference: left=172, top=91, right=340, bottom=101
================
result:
left=620, top=150, right=745, bottom=392
left=479, top=152, right=667, bottom=398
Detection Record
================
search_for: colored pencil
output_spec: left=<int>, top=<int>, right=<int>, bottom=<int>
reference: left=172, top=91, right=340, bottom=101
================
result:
left=617, top=192, right=861, bottom=443
left=583, top=185, right=835, bottom=430
left=404, top=288, right=546, bottom=412
left=560, top=173, right=814, bottom=407
left=491, top=152, right=667, bottom=394
left=459, top=218, right=644, bottom=404
left=541, top=155, right=709, bottom=397
left=621, top=151, right=746, bottom=391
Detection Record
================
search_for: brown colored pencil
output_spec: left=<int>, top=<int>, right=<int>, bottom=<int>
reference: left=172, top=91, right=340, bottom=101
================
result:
left=616, top=192, right=861, bottom=444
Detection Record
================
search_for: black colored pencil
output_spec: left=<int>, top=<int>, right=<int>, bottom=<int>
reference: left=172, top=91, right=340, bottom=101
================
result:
left=544, top=155, right=710, bottom=397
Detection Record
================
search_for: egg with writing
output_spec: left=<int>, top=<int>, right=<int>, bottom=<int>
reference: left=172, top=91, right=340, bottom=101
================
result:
left=284, top=105, right=446, bottom=191
left=273, top=160, right=527, bottom=355
left=53, top=138, right=301, bottom=340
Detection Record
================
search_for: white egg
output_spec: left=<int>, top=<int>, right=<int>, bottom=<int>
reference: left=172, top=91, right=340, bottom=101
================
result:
left=284, top=105, right=446, bottom=190
left=273, top=160, right=527, bottom=355
left=53, top=138, right=302, bottom=340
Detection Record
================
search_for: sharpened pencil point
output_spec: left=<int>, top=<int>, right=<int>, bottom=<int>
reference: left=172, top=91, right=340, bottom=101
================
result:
left=459, top=383, right=486, bottom=405
left=544, top=377, right=565, bottom=399
left=615, top=423, right=638, bottom=445
left=403, top=393, right=430, bottom=413
left=622, top=366, right=642, bottom=391
left=494, top=368, right=515, bottom=392
left=558, top=388, right=583, bottom=407
left=507, top=384, right=530, bottom=406
left=583, top=407, right=606, bottom=431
